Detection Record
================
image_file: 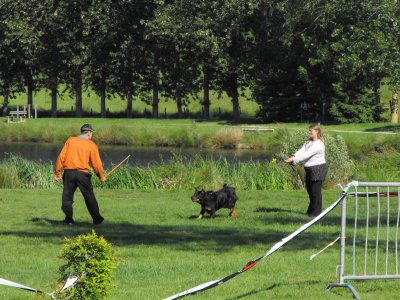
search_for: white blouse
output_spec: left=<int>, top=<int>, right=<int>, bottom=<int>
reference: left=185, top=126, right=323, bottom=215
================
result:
left=293, top=139, right=326, bottom=167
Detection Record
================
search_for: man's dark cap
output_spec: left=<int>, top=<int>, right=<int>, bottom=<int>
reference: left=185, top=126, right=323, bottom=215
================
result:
left=80, top=124, right=96, bottom=133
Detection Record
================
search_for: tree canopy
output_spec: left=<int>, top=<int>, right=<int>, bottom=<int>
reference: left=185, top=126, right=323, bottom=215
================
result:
left=0, top=0, right=399, bottom=123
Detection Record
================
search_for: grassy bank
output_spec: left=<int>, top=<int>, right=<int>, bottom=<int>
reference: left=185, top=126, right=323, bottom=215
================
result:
left=1, top=118, right=400, bottom=154
left=1, top=188, right=399, bottom=300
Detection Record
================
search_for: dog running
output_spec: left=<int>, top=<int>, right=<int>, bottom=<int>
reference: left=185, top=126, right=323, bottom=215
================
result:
left=191, top=184, right=238, bottom=219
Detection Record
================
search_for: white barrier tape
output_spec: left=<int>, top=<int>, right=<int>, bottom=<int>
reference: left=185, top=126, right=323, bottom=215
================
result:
left=60, top=276, right=79, bottom=292
left=0, top=277, right=38, bottom=293
left=0, top=275, right=79, bottom=298
left=163, top=182, right=354, bottom=300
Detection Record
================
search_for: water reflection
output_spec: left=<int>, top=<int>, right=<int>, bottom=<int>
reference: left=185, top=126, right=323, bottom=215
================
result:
left=0, top=142, right=269, bottom=169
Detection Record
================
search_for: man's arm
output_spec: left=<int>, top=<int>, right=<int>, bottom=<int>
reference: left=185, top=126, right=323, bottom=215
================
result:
left=54, top=140, right=69, bottom=181
left=90, top=144, right=106, bottom=182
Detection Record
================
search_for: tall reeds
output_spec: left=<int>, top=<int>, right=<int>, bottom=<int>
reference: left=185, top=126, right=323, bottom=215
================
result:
left=0, top=154, right=297, bottom=190
left=0, top=154, right=57, bottom=188
left=8, top=148, right=388, bottom=191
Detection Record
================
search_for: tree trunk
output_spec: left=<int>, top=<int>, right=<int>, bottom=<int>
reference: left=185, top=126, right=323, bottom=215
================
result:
left=2, top=92, right=9, bottom=116
left=176, top=94, right=183, bottom=118
left=75, top=71, right=82, bottom=118
left=26, top=71, right=33, bottom=109
left=390, top=91, right=398, bottom=124
left=228, top=74, right=240, bottom=119
left=152, top=76, right=159, bottom=118
left=373, top=78, right=381, bottom=105
left=232, top=91, right=240, bottom=119
left=203, top=66, right=210, bottom=119
left=50, top=73, right=58, bottom=118
left=100, top=87, right=106, bottom=118
left=126, top=91, right=133, bottom=118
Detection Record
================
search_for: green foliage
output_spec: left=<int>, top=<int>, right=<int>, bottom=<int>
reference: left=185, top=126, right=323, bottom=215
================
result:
left=0, top=154, right=56, bottom=189
left=279, top=129, right=354, bottom=186
left=353, top=152, right=400, bottom=182
left=1, top=0, right=399, bottom=122
left=329, top=88, right=385, bottom=123
left=56, top=230, right=117, bottom=300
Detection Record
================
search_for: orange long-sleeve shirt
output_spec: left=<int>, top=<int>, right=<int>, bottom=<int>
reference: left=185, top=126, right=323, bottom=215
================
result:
left=55, top=136, right=105, bottom=181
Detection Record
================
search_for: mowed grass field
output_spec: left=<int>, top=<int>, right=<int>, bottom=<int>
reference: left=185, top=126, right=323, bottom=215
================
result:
left=9, top=83, right=395, bottom=120
left=10, top=88, right=260, bottom=118
left=1, top=188, right=399, bottom=299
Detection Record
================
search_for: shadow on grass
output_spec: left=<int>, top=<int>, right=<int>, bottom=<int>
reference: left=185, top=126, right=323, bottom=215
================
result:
left=365, top=125, right=400, bottom=132
left=226, top=279, right=323, bottom=300
left=254, top=207, right=304, bottom=214
left=0, top=216, right=344, bottom=254
left=225, top=283, right=278, bottom=300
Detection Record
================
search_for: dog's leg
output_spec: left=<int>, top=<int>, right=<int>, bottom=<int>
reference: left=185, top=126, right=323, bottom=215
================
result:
left=230, top=208, right=238, bottom=218
left=210, top=208, right=216, bottom=218
left=198, top=208, right=206, bottom=220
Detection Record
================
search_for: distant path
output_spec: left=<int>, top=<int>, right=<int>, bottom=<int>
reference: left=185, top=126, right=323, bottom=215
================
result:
left=278, top=127, right=398, bottom=135
left=329, top=129, right=397, bottom=135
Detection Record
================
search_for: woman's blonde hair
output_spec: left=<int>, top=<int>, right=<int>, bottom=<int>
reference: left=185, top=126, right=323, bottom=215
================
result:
left=309, top=123, right=324, bottom=142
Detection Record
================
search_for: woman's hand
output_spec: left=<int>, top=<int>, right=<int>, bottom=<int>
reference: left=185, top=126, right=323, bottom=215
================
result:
left=284, top=157, right=294, bottom=164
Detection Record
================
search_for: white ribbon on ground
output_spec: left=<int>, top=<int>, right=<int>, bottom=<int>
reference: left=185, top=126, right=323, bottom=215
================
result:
left=163, top=182, right=354, bottom=300
left=0, top=277, right=38, bottom=293
left=60, top=276, right=79, bottom=292
left=0, top=274, right=79, bottom=298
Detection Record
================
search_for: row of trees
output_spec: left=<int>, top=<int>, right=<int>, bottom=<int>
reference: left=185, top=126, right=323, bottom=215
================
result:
left=0, top=0, right=399, bottom=122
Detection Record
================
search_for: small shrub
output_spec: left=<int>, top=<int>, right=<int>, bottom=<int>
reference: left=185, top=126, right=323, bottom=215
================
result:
left=210, top=129, right=243, bottom=149
left=279, top=129, right=354, bottom=187
left=56, top=230, right=117, bottom=300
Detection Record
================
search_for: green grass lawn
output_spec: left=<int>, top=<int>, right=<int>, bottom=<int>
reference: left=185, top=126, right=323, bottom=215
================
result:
left=0, top=188, right=399, bottom=299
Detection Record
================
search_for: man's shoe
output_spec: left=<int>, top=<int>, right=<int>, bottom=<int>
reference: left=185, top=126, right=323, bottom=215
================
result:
left=93, top=217, right=104, bottom=225
left=63, top=219, right=75, bottom=226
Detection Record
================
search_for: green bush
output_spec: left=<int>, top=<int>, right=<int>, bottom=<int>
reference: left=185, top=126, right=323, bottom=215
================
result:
left=56, top=231, right=117, bottom=300
left=279, top=129, right=354, bottom=187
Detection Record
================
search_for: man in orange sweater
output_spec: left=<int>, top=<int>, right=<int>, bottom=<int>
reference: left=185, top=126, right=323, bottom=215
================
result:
left=54, top=124, right=106, bottom=225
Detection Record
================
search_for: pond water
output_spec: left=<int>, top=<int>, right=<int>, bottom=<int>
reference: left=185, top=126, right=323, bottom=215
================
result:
left=0, top=142, right=270, bottom=169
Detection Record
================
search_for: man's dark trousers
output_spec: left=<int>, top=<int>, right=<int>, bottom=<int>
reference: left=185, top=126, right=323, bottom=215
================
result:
left=62, top=170, right=104, bottom=224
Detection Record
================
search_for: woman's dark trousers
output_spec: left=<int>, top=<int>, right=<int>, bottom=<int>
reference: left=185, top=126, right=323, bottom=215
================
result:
left=305, top=178, right=323, bottom=216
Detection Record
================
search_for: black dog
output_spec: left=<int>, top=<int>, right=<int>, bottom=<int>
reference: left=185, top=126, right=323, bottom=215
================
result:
left=191, top=184, right=238, bottom=219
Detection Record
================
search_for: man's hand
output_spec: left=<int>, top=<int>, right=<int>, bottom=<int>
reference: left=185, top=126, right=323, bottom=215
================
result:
left=100, top=176, right=107, bottom=183
left=54, top=175, right=62, bottom=182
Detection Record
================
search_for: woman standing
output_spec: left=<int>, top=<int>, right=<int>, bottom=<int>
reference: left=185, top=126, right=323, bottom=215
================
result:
left=285, top=124, right=328, bottom=217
